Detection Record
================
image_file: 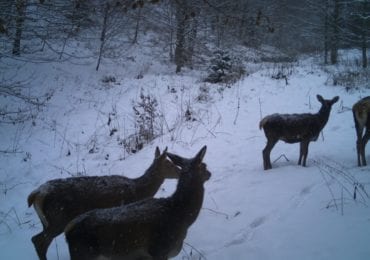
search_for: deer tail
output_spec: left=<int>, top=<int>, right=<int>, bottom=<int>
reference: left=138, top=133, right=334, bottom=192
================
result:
left=259, top=116, right=268, bottom=130
left=27, top=189, right=39, bottom=207
left=28, top=188, right=49, bottom=227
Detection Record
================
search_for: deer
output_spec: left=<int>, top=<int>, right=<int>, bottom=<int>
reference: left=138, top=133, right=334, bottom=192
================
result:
left=27, top=147, right=180, bottom=260
left=353, top=96, right=370, bottom=166
left=65, top=146, right=211, bottom=260
left=259, top=95, right=339, bottom=170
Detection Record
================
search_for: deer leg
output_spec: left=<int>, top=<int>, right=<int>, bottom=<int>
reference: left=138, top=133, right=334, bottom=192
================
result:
left=302, top=141, right=310, bottom=167
left=356, top=139, right=363, bottom=166
left=298, top=142, right=304, bottom=165
left=299, top=141, right=310, bottom=167
left=263, top=138, right=278, bottom=170
left=361, top=130, right=370, bottom=166
left=31, top=229, right=55, bottom=260
left=354, top=120, right=364, bottom=166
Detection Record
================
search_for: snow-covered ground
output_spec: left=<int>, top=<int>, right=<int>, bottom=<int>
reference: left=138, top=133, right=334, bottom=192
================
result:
left=1, top=47, right=370, bottom=260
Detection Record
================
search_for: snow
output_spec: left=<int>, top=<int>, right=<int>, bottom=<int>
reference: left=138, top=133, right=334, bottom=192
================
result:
left=1, top=46, right=370, bottom=260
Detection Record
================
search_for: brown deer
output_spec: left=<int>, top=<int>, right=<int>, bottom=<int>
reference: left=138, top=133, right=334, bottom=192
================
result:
left=353, top=96, right=370, bottom=166
left=27, top=147, right=179, bottom=260
left=259, top=95, right=339, bottom=170
left=65, top=146, right=211, bottom=260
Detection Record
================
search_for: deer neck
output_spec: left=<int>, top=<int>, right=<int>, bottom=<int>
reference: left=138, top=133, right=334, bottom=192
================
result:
left=133, top=164, right=165, bottom=199
left=171, top=177, right=205, bottom=225
left=317, top=105, right=331, bottom=128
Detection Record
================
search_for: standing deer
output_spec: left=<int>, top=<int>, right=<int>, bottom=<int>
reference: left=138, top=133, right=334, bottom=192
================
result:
left=65, top=146, right=211, bottom=260
left=353, top=96, right=370, bottom=166
left=259, top=95, right=339, bottom=170
left=27, top=147, right=179, bottom=260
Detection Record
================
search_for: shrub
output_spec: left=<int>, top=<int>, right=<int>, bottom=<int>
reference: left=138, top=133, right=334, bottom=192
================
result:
left=205, top=50, right=246, bottom=84
left=122, top=90, right=161, bottom=154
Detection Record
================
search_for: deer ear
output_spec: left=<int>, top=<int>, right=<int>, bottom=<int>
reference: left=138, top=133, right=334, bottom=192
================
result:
left=316, top=95, right=324, bottom=103
left=331, top=96, right=339, bottom=104
left=155, top=147, right=160, bottom=158
left=167, top=152, right=186, bottom=167
left=193, top=145, right=207, bottom=165
left=158, top=147, right=168, bottom=161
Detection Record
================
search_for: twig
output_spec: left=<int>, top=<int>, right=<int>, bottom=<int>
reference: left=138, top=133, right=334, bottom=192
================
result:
left=273, top=154, right=289, bottom=163
left=314, top=158, right=368, bottom=202
left=315, top=160, right=353, bottom=197
left=313, top=158, right=369, bottom=214
left=202, top=207, right=229, bottom=220
left=0, top=213, right=12, bottom=234
left=319, top=166, right=338, bottom=211
left=233, top=97, right=240, bottom=125
left=59, top=121, right=69, bottom=157
left=258, top=98, right=262, bottom=120
left=319, top=157, right=356, bottom=184
left=183, top=242, right=207, bottom=260
left=357, top=183, right=369, bottom=198
left=0, top=207, right=26, bottom=234
left=51, top=164, right=75, bottom=177
left=324, top=197, right=368, bottom=210
left=1, top=181, right=29, bottom=195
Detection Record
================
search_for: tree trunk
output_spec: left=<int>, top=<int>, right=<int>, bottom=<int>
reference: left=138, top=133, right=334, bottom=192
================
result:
left=324, top=0, right=329, bottom=64
left=361, top=1, right=368, bottom=68
left=186, top=7, right=198, bottom=69
left=96, top=4, right=109, bottom=71
left=132, top=7, right=142, bottom=44
left=362, top=40, right=367, bottom=68
left=174, top=1, right=186, bottom=73
left=169, top=5, right=174, bottom=62
left=12, top=0, right=27, bottom=56
left=330, top=0, right=339, bottom=65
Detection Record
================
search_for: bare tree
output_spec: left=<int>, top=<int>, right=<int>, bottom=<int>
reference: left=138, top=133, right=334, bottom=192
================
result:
left=12, top=0, right=27, bottom=55
left=0, top=75, right=52, bottom=124
left=96, top=3, right=110, bottom=71
left=174, top=0, right=187, bottom=73
left=345, top=0, right=370, bottom=68
left=330, top=0, right=340, bottom=64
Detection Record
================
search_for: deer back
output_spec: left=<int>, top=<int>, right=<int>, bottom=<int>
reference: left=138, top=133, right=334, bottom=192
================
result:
left=260, top=113, right=323, bottom=142
left=260, top=95, right=339, bottom=142
left=353, top=96, right=370, bottom=128
left=28, top=147, right=179, bottom=231
left=65, top=146, right=211, bottom=260
left=28, top=176, right=137, bottom=228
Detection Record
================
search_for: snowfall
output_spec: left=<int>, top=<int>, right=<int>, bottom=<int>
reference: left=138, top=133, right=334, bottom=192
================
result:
left=1, top=42, right=370, bottom=260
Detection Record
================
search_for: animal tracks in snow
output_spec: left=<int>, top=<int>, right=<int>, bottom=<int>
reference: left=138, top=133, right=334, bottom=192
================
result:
left=224, top=215, right=268, bottom=248
left=287, top=183, right=316, bottom=211
left=224, top=229, right=254, bottom=248
left=249, top=215, right=268, bottom=229
left=223, top=181, right=318, bottom=249
left=300, top=185, right=312, bottom=196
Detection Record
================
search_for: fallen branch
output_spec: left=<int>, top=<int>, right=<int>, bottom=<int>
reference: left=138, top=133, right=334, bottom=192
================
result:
left=273, top=154, right=289, bottom=163
left=202, top=207, right=230, bottom=220
left=183, top=241, right=207, bottom=260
